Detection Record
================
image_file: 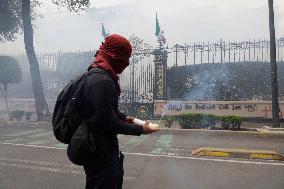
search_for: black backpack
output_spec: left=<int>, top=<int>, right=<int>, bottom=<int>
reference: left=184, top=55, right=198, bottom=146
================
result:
left=52, top=71, right=89, bottom=144
left=67, top=122, right=96, bottom=165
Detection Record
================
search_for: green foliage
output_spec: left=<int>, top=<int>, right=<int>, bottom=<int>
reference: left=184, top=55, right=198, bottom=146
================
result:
left=220, top=115, right=242, bottom=130
left=161, top=115, right=175, bottom=128
left=0, top=0, right=41, bottom=42
left=179, top=113, right=218, bottom=129
left=0, top=0, right=22, bottom=42
left=178, top=113, right=242, bottom=130
left=52, top=0, right=90, bottom=13
left=25, top=112, right=33, bottom=121
left=10, top=110, right=25, bottom=121
left=0, top=56, right=22, bottom=88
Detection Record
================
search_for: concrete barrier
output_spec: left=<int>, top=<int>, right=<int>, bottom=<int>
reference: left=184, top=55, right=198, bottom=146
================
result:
left=157, top=128, right=284, bottom=138
left=192, top=147, right=284, bottom=161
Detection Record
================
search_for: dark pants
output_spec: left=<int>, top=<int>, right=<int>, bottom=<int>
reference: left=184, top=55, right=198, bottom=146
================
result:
left=83, top=150, right=124, bottom=189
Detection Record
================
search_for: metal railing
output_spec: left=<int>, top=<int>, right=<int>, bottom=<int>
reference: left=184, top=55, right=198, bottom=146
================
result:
left=168, top=38, right=284, bottom=67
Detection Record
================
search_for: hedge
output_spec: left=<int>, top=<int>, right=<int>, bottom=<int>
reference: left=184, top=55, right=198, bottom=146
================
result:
left=161, top=115, right=175, bottom=128
left=8, top=111, right=33, bottom=121
left=220, top=115, right=242, bottom=130
left=178, top=113, right=242, bottom=130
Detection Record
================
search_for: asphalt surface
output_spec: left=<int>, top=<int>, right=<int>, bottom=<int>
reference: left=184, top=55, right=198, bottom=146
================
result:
left=0, top=123, right=284, bottom=189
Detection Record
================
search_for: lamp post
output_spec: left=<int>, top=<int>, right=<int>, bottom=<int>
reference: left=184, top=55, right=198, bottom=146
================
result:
left=268, top=0, right=280, bottom=127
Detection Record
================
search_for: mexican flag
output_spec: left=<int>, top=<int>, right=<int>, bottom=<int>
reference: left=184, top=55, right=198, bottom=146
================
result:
left=102, top=22, right=109, bottom=39
left=155, top=13, right=161, bottom=37
left=155, top=13, right=166, bottom=44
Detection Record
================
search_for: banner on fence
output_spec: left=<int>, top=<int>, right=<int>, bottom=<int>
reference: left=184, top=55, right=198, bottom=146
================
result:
left=1, top=99, right=284, bottom=119
left=154, top=100, right=284, bottom=119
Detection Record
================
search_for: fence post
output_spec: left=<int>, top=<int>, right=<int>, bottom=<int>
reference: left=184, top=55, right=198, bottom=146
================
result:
left=153, top=48, right=168, bottom=101
left=220, top=39, right=223, bottom=63
left=184, top=43, right=187, bottom=66
left=223, top=41, right=226, bottom=63
left=175, top=44, right=178, bottom=67
left=228, top=41, right=231, bottom=62
left=253, top=39, right=256, bottom=62
left=193, top=42, right=196, bottom=65
left=277, top=39, right=280, bottom=62
left=248, top=39, right=251, bottom=62
left=243, top=41, right=246, bottom=62
left=233, top=42, right=236, bottom=62
left=201, top=42, right=204, bottom=64
left=207, top=41, right=210, bottom=63
left=262, top=39, right=264, bottom=62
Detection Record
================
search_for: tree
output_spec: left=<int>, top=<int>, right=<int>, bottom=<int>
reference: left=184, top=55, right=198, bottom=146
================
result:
left=0, top=0, right=49, bottom=121
left=0, top=1, right=22, bottom=42
left=0, top=0, right=90, bottom=121
left=0, top=56, right=22, bottom=119
left=52, top=0, right=90, bottom=13
left=268, top=0, right=280, bottom=127
left=21, top=0, right=50, bottom=120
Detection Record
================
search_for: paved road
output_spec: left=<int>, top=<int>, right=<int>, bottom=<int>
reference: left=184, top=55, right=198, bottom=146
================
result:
left=0, top=124, right=284, bottom=189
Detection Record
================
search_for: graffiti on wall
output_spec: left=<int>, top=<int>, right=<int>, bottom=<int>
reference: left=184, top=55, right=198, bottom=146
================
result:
left=260, top=105, right=283, bottom=118
left=154, top=100, right=283, bottom=118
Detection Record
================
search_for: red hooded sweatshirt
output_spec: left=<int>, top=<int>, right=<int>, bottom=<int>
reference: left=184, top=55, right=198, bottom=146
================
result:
left=91, top=34, right=132, bottom=94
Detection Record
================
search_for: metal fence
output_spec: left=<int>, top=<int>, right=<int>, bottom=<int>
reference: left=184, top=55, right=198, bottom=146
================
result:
left=167, top=38, right=284, bottom=67
left=7, top=51, right=95, bottom=100
left=4, top=38, right=284, bottom=118
left=119, top=58, right=154, bottom=104
left=13, top=50, right=94, bottom=74
left=10, top=50, right=155, bottom=100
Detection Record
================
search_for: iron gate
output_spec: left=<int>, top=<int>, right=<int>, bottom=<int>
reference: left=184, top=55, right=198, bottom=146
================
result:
left=118, top=35, right=155, bottom=119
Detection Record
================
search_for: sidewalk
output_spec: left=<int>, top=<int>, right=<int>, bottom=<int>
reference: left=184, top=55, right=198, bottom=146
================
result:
left=151, top=120, right=284, bottom=130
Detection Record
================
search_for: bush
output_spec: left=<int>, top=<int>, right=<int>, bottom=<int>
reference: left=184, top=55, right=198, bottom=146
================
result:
left=178, top=113, right=218, bottom=129
left=220, top=115, right=242, bottom=130
left=25, top=112, right=33, bottom=121
left=10, top=110, right=25, bottom=121
left=161, top=115, right=175, bottom=128
left=178, top=113, right=242, bottom=130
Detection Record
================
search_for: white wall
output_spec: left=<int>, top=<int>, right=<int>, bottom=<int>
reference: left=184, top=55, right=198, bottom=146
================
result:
left=154, top=100, right=284, bottom=118
left=1, top=99, right=284, bottom=119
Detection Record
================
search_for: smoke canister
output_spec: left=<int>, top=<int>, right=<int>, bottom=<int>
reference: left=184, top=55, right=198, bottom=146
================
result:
left=133, top=118, right=159, bottom=128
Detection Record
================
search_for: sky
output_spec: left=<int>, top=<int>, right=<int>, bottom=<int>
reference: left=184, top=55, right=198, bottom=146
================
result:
left=1, top=0, right=283, bottom=54
left=90, top=0, right=284, bottom=14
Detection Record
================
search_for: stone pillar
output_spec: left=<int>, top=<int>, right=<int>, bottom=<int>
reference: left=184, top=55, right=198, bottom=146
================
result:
left=153, top=49, right=168, bottom=100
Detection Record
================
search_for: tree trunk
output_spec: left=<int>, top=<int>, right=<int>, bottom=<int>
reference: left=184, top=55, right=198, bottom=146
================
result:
left=0, top=84, right=11, bottom=120
left=21, top=0, right=50, bottom=121
left=268, top=0, right=280, bottom=127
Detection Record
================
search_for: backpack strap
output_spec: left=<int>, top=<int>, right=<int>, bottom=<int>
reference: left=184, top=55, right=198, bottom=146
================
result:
left=72, top=68, right=106, bottom=100
left=87, top=67, right=114, bottom=79
left=72, top=72, right=89, bottom=101
left=87, top=67, right=120, bottom=93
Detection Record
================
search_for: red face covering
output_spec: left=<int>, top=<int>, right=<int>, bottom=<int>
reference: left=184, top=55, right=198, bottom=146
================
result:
left=91, top=34, right=132, bottom=95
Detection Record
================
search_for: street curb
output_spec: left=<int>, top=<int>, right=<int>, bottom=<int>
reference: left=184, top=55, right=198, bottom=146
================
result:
left=192, top=147, right=284, bottom=161
left=0, top=121, right=50, bottom=127
left=0, top=121, right=284, bottom=138
left=156, top=128, right=284, bottom=138
left=0, top=121, right=12, bottom=125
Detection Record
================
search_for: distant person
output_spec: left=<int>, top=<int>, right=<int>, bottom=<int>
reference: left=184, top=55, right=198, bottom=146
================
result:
left=82, top=34, right=159, bottom=189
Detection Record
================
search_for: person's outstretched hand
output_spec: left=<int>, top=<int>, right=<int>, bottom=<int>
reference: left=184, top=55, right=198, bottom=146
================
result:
left=125, top=116, right=134, bottom=124
left=142, top=122, right=160, bottom=134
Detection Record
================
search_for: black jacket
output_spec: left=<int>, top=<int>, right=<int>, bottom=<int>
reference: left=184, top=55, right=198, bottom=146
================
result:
left=82, top=68, right=143, bottom=147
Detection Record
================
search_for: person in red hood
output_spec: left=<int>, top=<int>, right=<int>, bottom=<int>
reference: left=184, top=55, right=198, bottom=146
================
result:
left=82, top=34, right=159, bottom=189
